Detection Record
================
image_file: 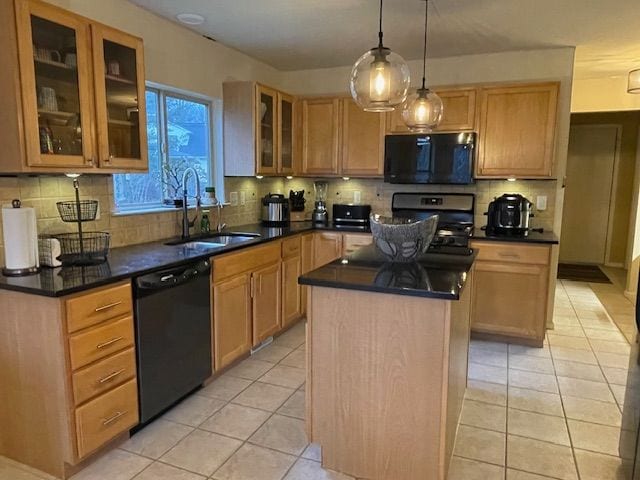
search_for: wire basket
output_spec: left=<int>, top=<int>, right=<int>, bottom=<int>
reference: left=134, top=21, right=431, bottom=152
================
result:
left=55, top=232, right=110, bottom=266
left=56, top=200, right=98, bottom=222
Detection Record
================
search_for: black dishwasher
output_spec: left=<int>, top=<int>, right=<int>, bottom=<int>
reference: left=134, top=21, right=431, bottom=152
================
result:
left=133, top=259, right=212, bottom=425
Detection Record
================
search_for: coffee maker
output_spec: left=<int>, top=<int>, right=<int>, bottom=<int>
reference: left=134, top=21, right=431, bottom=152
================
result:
left=312, top=181, right=329, bottom=224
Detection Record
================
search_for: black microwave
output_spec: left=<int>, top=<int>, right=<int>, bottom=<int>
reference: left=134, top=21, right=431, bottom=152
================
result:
left=384, top=132, right=476, bottom=184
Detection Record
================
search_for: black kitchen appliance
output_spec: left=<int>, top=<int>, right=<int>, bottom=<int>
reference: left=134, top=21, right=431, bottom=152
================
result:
left=384, top=132, right=475, bottom=184
left=391, top=192, right=475, bottom=255
left=485, top=193, right=535, bottom=236
left=133, top=259, right=212, bottom=426
left=333, top=204, right=372, bottom=228
left=620, top=269, right=640, bottom=477
left=261, top=193, right=290, bottom=226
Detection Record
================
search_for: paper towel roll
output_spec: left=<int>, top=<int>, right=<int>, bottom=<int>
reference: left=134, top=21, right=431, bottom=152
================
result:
left=2, top=205, right=39, bottom=273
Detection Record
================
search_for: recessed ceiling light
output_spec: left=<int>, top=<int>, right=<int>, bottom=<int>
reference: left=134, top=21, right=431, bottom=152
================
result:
left=176, top=13, right=205, bottom=25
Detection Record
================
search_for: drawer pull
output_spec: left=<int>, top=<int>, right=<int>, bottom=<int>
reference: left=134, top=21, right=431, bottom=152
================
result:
left=96, top=337, right=123, bottom=350
left=94, top=301, right=123, bottom=313
left=98, top=369, right=125, bottom=384
left=498, top=252, right=520, bottom=258
left=102, top=410, right=127, bottom=426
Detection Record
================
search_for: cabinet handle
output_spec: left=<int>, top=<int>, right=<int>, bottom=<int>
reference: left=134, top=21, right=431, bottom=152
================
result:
left=95, top=301, right=122, bottom=313
left=498, top=252, right=520, bottom=258
left=96, top=336, right=123, bottom=350
left=102, top=410, right=127, bottom=426
left=98, top=368, right=125, bottom=384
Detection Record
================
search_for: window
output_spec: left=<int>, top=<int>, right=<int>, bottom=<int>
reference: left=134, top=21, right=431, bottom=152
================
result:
left=113, top=85, right=217, bottom=211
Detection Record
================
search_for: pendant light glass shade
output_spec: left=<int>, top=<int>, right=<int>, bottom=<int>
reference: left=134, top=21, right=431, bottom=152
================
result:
left=349, top=0, right=410, bottom=112
left=402, top=87, right=443, bottom=132
left=402, top=0, right=443, bottom=131
left=628, top=69, right=640, bottom=94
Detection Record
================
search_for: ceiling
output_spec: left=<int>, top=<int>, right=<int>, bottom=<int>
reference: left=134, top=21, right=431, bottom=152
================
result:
left=129, top=0, right=640, bottom=78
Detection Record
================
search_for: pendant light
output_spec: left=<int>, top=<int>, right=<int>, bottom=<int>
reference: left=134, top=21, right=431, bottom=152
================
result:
left=349, top=0, right=411, bottom=112
left=628, top=69, right=640, bottom=93
left=402, top=0, right=443, bottom=132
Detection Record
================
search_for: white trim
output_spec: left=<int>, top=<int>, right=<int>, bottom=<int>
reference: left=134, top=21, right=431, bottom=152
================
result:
left=111, top=203, right=229, bottom=217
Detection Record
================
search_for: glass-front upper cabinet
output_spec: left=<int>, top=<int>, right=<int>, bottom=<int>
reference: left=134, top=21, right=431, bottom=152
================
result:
left=91, top=24, right=147, bottom=170
left=256, top=85, right=278, bottom=175
left=15, top=0, right=95, bottom=168
left=278, top=92, right=295, bottom=174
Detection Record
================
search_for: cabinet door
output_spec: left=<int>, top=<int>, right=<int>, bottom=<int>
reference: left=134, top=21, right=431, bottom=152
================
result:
left=342, top=233, right=373, bottom=256
left=476, top=83, right=558, bottom=178
left=471, top=261, right=548, bottom=343
left=301, top=98, right=340, bottom=175
left=252, top=262, right=282, bottom=345
left=15, top=0, right=95, bottom=169
left=434, top=88, right=477, bottom=131
left=91, top=24, right=147, bottom=170
left=341, top=98, right=385, bottom=176
left=282, top=255, right=302, bottom=328
left=313, top=232, right=343, bottom=268
left=213, top=273, right=252, bottom=370
left=278, top=92, right=295, bottom=174
left=385, top=87, right=476, bottom=134
left=256, top=85, right=278, bottom=175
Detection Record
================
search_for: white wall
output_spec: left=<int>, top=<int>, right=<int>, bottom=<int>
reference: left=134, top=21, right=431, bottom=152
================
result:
left=572, top=75, right=640, bottom=113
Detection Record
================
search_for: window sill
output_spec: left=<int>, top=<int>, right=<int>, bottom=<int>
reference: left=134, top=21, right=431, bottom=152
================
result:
left=111, top=203, right=230, bottom=217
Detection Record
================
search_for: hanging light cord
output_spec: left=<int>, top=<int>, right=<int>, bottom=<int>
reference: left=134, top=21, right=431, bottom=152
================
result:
left=421, top=0, right=429, bottom=89
left=378, top=0, right=384, bottom=48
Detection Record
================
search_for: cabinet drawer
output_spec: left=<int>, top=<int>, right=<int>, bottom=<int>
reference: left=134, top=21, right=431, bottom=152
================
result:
left=213, top=242, right=281, bottom=281
left=72, top=347, right=136, bottom=406
left=471, top=241, right=550, bottom=265
left=66, top=282, right=133, bottom=333
left=68, top=316, right=135, bottom=370
left=75, top=379, right=139, bottom=459
left=282, top=236, right=301, bottom=258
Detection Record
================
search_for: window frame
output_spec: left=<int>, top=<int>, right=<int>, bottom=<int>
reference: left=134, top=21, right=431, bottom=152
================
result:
left=112, top=82, right=222, bottom=213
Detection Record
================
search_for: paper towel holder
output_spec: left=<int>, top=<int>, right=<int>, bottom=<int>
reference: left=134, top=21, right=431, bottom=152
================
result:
left=2, top=198, right=40, bottom=277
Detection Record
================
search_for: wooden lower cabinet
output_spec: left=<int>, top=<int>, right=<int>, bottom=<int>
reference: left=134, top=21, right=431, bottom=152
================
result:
left=252, top=262, right=282, bottom=345
left=470, top=241, right=551, bottom=346
left=313, top=232, right=343, bottom=268
left=282, top=255, right=303, bottom=327
left=0, top=281, right=139, bottom=479
left=342, top=233, right=373, bottom=256
left=212, top=273, right=253, bottom=370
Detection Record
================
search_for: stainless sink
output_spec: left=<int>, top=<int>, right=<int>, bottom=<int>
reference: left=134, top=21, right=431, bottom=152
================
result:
left=166, top=232, right=261, bottom=247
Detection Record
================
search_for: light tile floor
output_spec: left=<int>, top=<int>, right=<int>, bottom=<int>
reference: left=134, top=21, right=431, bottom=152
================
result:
left=0, top=279, right=636, bottom=480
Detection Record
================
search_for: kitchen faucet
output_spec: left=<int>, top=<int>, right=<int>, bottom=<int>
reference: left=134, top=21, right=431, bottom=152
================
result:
left=212, top=194, right=226, bottom=233
left=181, top=167, right=201, bottom=239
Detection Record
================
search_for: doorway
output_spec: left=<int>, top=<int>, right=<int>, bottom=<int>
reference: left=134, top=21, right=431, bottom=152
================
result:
left=560, top=124, right=620, bottom=265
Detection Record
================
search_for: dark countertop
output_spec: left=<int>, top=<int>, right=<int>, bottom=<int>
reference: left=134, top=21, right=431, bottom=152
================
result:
left=0, top=222, right=372, bottom=298
left=471, top=229, right=559, bottom=244
left=299, top=245, right=476, bottom=300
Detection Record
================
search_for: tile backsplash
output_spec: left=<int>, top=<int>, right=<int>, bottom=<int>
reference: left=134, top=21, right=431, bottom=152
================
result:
left=0, top=175, right=557, bottom=267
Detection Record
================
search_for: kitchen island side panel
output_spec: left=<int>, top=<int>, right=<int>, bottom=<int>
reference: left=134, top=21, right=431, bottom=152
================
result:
left=308, top=285, right=463, bottom=480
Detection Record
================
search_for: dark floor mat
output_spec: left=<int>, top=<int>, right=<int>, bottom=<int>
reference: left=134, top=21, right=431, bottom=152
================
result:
left=557, top=263, right=612, bottom=283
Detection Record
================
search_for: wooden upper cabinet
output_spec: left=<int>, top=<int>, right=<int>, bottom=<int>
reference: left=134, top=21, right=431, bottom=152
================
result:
left=91, top=23, right=147, bottom=170
left=476, top=82, right=559, bottom=178
left=301, top=98, right=341, bottom=175
left=0, top=0, right=147, bottom=173
left=340, top=98, right=385, bottom=176
left=14, top=0, right=96, bottom=169
left=386, top=87, right=477, bottom=134
left=278, top=92, right=295, bottom=174
left=256, top=84, right=278, bottom=175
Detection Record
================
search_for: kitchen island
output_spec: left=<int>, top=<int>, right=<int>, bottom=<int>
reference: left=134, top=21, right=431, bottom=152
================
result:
left=299, top=246, right=475, bottom=480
